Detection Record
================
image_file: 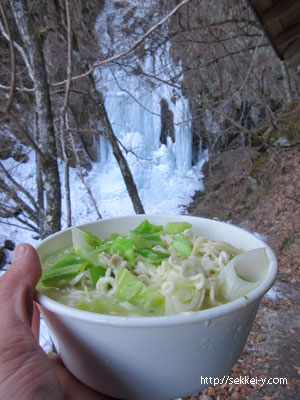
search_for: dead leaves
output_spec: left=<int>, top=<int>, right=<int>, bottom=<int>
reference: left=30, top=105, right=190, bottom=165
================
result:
left=185, top=147, right=300, bottom=400
left=293, top=365, right=300, bottom=375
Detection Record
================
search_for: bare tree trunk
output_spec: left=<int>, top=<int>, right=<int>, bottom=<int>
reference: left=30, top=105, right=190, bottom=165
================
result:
left=105, top=128, right=145, bottom=214
left=10, top=0, right=61, bottom=237
left=88, top=75, right=145, bottom=214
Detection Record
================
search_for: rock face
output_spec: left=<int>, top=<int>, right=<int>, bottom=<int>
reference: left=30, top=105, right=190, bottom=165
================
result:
left=0, top=240, right=15, bottom=269
left=188, top=102, right=300, bottom=267
left=160, top=99, right=175, bottom=145
left=246, top=176, right=258, bottom=194
left=0, top=133, right=28, bottom=163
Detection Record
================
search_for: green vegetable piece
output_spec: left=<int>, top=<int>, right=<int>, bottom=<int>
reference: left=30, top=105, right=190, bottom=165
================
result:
left=97, top=240, right=113, bottom=254
left=83, top=229, right=102, bottom=248
left=72, top=228, right=92, bottom=252
left=165, top=222, right=192, bottom=234
left=133, top=219, right=163, bottom=234
left=76, top=298, right=133, bottom=316
left=129, top=219, right=165, bottom=249
left=115, top=267, right=165, bottom=314
left=49, top=248, right=103, bottom=271
left=135, top=248, right=170, bottom=265
left=171, top=233, right=192, bottom=257
left=42, top=247, right=74, bottom=268
left=112, top=237, right=135, bottom=267
left=42, top=262, right=87, bottom=287
left=129, top=230, right=163, bottom=249
left=89, top=266, right=106, bottom=287
left=49, top=252, right=82, bottom=270
left=79, top=248, right=103, bottom=267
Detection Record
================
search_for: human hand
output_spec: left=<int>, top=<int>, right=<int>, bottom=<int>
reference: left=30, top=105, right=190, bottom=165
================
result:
left=0, top=243, right=113, bottom=400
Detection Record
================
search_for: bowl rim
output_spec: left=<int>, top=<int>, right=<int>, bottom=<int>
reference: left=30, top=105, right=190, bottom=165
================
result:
left=35, top=214, right=278, bottom=328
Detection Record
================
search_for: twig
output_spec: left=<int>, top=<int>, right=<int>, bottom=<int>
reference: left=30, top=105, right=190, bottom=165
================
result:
left=50, top=0, right=193, bottom=87
left=205, top=104, right=253, bottom=135
left=110, top=67, right=161, bottom=119
left=286, top=195, right=300, bottom=204
left=0, top=161, right=38, bottom=211
left=7, top=112, right=45, bottom=159
left=0, top=83, right=34, bottom=92
left=0, top=219, right=37, bottom=232
left=69, top=132, right=102, bottom=219
left=0, top=178, right=38, bottom=225
left=33, top=112, right=44, bottom=231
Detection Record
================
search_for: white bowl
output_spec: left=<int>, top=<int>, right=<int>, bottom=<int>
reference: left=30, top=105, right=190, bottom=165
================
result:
left=36, top=215, right=277, bottom=400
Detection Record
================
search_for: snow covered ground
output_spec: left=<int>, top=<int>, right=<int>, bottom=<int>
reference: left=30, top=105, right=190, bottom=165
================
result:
left=1, top=134, right=205, bottom=247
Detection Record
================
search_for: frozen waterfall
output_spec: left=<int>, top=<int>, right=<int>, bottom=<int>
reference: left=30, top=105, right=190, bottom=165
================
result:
left=87, top=1, right=206, bottom=216
left=95, top=57, right=194, bottom=173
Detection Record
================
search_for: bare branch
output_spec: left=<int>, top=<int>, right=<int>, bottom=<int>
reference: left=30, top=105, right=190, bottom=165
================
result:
left=205, top=103, right=253, bottom=135
left=0, top=177, right=38, bottom=225
left=33, top=112, right=44, bottom=230
left=7, top=112, right=45, bottom=159
left=69, top=131, right=102, bottom=220
left=110, top=67, right=161, bottom=119
left=0, top=83, right=34, bottom=92
left=0, top=160, right=38, bottom=211
left=0, top=218, right=37, bottom=232
left=51, top=0, right=193, bottom=87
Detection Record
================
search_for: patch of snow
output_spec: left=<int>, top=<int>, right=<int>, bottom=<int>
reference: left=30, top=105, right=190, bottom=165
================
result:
left=265, top=286, right=281, bottom=301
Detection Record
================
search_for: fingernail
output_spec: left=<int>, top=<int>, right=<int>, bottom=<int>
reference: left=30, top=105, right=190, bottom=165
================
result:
left=12, top=244, right=28, bottom=262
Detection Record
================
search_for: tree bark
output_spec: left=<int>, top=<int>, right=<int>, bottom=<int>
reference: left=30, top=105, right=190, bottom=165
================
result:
left=10, top=0, right=61, bottom=237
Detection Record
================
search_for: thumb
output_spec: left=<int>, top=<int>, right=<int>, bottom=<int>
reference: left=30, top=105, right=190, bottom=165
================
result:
left=0, top=244, right=42, bottom=329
